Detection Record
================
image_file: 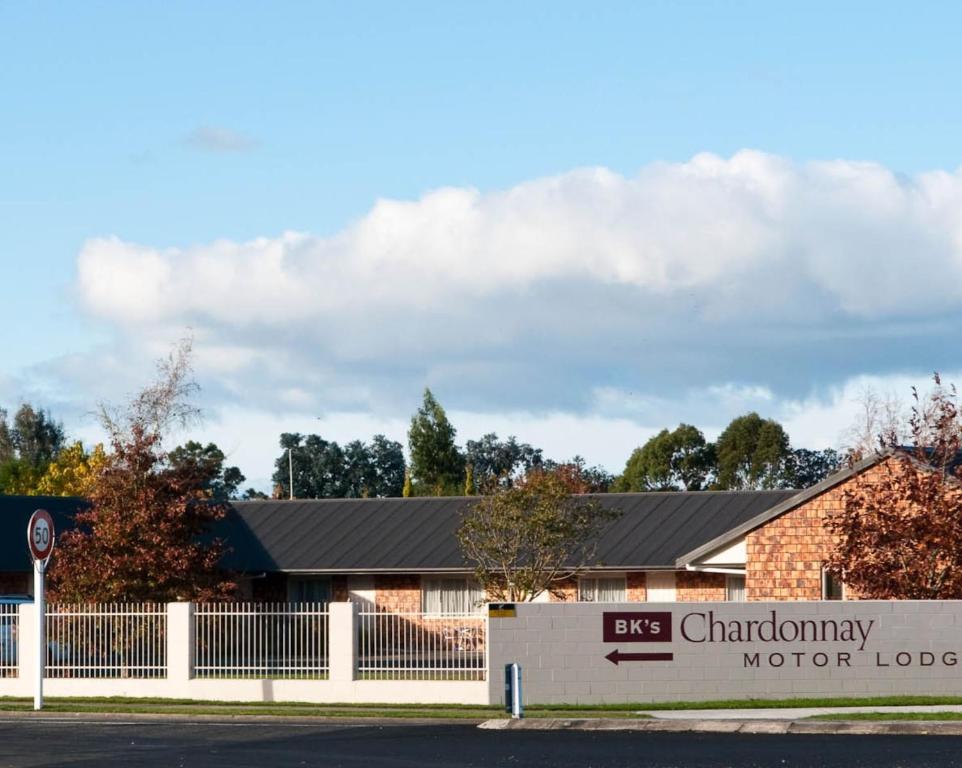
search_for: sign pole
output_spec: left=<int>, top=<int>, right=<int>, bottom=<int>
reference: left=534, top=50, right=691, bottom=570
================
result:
left=26, top=509, right=54, bottom=713
left=33, top=560, right=44, bottom=711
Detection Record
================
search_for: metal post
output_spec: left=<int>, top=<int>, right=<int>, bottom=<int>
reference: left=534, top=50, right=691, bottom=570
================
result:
left=505, top=662, right=523, bottom=719
left=34, top=560, right=44, bottom=711
left=288, top=448, right=294, bottom=500
left=511, top=663, right=523, bottom=719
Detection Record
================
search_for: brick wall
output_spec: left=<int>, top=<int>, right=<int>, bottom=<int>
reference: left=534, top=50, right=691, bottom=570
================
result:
left=626, top=572, right=647, bottom=601
left=374, top=574, right=422, bottom=612
left=746, top=460, right=889, bottom=600
left=676, top=570, right=727, bottom=601
left=551, top=577, right=578, bottom=602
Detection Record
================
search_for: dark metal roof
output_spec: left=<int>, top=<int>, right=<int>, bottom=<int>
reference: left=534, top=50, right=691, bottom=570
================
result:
left=672, top=452, right=888, bottom=566
left=0, top=495, right=88, bottom=571
left=217, top=490, right=798, bottom=573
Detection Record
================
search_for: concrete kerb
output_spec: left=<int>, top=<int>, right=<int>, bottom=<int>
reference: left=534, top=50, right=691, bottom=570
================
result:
left=479, top=718, right=962, bottom=736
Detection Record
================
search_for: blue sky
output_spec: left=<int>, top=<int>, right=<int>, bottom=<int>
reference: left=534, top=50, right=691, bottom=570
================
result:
left=2, top=1, right=961, bottom=490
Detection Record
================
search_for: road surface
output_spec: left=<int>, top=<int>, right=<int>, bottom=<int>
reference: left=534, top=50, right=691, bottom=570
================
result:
left=3, top=719, right=962, bottom=767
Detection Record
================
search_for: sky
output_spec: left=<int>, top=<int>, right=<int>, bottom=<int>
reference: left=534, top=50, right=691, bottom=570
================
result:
left=2, top=1, right=962, bottom=491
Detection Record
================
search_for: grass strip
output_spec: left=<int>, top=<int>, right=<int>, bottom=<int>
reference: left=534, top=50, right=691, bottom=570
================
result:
left=2, top=694, right=961, bottom=719
left=810, top=712, right=962, bottom=722
left=0, top=697, right=643, bottom=720
left=635, top=695, right=962, bottom=711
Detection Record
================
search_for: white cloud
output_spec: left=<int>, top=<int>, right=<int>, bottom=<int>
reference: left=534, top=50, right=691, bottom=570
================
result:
left=76, top=151, right=962, bottom=334
left=42, top=149, right=962, bottom=489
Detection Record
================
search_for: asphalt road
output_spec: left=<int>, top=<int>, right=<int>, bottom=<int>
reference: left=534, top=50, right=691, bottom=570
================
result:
left=5, top=719, right=962, bottom=768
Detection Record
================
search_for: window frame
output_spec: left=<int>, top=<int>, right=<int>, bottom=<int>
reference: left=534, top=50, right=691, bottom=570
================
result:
left=577, top=574, right=627, bottom=603
left=286, top=575, right=333, bottom=604
left=821, top=566, right=844, bottom=600
left=420, top=576, right=486, bottom=615
left=725, top=574, right=746, bottom=602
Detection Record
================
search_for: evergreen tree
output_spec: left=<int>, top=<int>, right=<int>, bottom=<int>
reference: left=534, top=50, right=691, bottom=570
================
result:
left=614, top=424, right=715, bottom=491
left=407, top=388, right=464, bottom=495
left=168, top=441, right=246, bottom=500
left=0, top=404, right=66, bottom=494
left=714, top=412, right=792, bottom=489
left=464, top=433, right=543, bottom=490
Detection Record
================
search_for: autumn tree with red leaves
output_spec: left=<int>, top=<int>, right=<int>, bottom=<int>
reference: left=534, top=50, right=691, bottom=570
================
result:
left=826, top=374, right=962, bottom=599
left=49, top=339, right=236, bottom=602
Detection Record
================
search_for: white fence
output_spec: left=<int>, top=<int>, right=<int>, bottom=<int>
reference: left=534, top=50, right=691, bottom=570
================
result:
left=0, top=604, right=17, bottom=678
left=195, top=602, right=329, bottom=679
left=358, top=610, right=486, bottom=680
left=0, top=602, right=489, bottom=704
left=45, top=604, right=167, bottom=679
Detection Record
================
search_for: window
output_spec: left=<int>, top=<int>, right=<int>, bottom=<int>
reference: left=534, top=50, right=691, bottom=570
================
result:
left=421, top=577, right=485, bottom=614
left=287, top=576, right=332, bottom=603
left=578, top=576, right=627, bottom=602
left=822, top=567, right=844, bottom=600
left=726, top=575, right=746, bottom=602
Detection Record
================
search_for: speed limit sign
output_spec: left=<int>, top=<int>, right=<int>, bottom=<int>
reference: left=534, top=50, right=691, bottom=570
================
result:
left=27, top=508, right=55, bottom=711
left=27, top=509, right=55, bottom=565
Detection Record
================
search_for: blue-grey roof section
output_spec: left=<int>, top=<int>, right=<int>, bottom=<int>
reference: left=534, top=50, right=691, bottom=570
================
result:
left=0, top=495, right=87, bottom=571
left=217, top=490, right=798, bottom=573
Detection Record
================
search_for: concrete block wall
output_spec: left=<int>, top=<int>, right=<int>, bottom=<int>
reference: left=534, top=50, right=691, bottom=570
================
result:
left=488, top=600, right=962, bottom=705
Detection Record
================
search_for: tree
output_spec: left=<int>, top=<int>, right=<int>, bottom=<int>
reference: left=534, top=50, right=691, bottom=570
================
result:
left=826, top=375, right=962, bottom=599
left=841, top=386, right=906, bottom=461
left=49, top=339, right=235, bottom=603
left=272, top=432, right=346, bottom=499
left=464, top=433, right=543, bottom=491
left=714, top=413, right=792, bottom=489
left=271, top=432, right=405, bottom=498
left=366, top=435, right=406, bottom=497
left=541, top=456, right=613, bottom=493
left=614, top=424, right=715, bottom=491
left=456, top=469, right=621, bottom=602
left=168, top=441, right=246, bottom=501
left=0, top=403, right=66, bottom=494
left=785, top=448, right=842, bottom=489
left=34, top=441, right=107, bottom=497
left=407, top=388, right=464, bottom=495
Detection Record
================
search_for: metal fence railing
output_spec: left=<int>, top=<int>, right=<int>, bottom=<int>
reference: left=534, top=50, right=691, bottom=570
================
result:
left=194, top=602, right=329, bottom=679
left=45, top=604, right=167, bottom=679
left=357, top=610, right=486, bottom=681
left=0, top=604, right=18, bottom=678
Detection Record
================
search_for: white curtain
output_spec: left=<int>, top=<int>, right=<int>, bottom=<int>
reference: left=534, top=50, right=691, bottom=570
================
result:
left=578, top=576, right=626, bottom=602
left=422, top=578, right=485, bottom=614
left=726, top=575, right=746, bottom=602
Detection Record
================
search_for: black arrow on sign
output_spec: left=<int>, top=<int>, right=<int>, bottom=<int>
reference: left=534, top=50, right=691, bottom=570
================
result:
left=605, top=650, right=674, bottom=665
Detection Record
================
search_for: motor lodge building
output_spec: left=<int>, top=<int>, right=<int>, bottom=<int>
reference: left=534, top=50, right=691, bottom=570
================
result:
left=0, top=454, right=892, bottom=608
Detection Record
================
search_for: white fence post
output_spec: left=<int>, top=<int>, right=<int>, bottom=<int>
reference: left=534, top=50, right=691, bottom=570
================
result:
left=328, top=602, right=356, bottom=682
left=18, top=603, right=36, bottom=689
left=167, top=603, right=194, bottom=682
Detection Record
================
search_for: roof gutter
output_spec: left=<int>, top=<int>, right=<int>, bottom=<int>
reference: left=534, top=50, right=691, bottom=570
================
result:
left=268, top=565, right=689, bottom=575
left=684, top=564, right=746, bottom=576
